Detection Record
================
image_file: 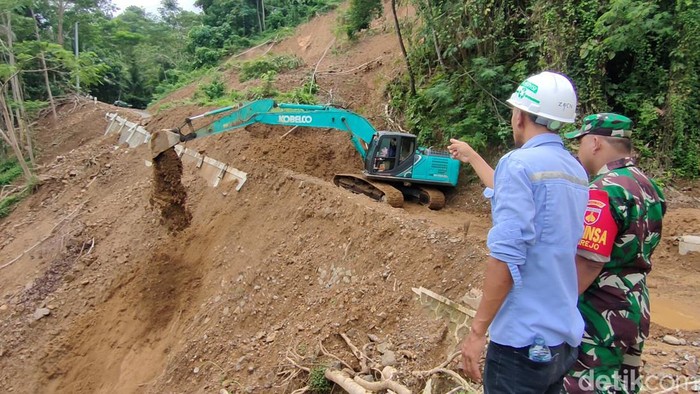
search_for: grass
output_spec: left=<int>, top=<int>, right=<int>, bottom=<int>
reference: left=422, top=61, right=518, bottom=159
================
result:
left=0, top=191, right=27, bottom=218
left=237, top=55, right=304, bottom=82
left=0, top=159, right=35, bottom=218
left=0, top=159, right=23, bottom=186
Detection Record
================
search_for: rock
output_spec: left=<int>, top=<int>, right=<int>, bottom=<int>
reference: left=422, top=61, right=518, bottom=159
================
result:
left=33, top=308, right=51, bottom=320
left=0, top=304, right=8, bottom=311
left=368, top=333, right=381, bottom=342
left=380, top=350, right=397, bottom=367
left=359, top=374, right=375, bottom=382
left=193, top=367, right=200, bottom=374
left=376, top=342, right=391, bottom=354
left=663, top=335, right=686, bottom=346
left=265, top=332, right=276, bottom=343
left=684, top=361, right=699, bottom=377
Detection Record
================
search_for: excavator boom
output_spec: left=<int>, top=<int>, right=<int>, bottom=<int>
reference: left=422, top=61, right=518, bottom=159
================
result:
left=150, top=99, right=460, bottom=209
left=150, top=99, right=376, bottom=159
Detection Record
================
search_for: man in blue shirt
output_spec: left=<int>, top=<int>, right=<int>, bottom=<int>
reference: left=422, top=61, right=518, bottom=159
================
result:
left=448, top=71, right=589, bottom=393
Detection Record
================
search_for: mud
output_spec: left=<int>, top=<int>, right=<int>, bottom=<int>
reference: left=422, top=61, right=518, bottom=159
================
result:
left=150, top=149, right=192, bottom=232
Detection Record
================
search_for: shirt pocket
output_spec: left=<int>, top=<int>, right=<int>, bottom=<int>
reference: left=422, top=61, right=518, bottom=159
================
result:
left=538, top=182, right=583, bottom=244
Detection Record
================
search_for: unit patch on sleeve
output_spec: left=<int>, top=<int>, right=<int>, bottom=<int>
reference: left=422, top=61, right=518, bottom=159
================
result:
left=578, top=189, right=618, bottom=258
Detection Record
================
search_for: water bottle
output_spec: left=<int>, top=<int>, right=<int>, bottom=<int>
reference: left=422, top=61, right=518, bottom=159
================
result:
left=528, top=334, right=552, bottom=362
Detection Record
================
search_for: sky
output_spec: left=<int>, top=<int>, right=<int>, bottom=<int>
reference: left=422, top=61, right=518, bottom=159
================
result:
left=112, top=0, right=201, bottom=16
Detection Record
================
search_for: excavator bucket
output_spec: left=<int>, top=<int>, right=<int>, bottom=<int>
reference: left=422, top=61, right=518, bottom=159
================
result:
left=149, top=129, right=183, bottom=158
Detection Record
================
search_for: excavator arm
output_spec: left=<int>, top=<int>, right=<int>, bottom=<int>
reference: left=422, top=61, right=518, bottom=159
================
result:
left=150, top=99, right=378, bottom=159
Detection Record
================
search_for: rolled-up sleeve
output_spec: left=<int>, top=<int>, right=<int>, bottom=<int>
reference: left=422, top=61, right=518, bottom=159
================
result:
left=487, top=156, right=536, bottom=288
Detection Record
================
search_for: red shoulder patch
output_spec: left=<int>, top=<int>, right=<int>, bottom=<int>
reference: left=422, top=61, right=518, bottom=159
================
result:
left=578, top=189, right=618, bottom=258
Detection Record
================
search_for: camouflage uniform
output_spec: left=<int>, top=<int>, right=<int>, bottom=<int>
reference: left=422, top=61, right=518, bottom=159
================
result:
left=563, top=114, right=666, bottom=394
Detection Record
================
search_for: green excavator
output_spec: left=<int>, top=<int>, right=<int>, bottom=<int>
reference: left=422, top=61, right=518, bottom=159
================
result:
left=150, top=99, right=461, bottom=209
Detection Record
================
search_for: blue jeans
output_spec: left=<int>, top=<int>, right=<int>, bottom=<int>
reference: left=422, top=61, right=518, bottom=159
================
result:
left=484, top=341, right=579, bottom=394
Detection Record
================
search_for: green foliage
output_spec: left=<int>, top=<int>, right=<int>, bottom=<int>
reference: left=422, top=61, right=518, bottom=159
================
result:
left=308, top=366, right=331, bottom=394
left=0, top=160, right=22, bottom=186
left=0, top=170, right=34, bottom=218
left=277, top=81, right=319, bottom=104
left=186, top=0, right=339, bottom=68
left=200, top=78, right=226, bottom=100
left=151, top=67, right=213, bottom=104
left=344, top=0, right=383, bottom=38
left=238, top=55, right=303, bottom=82
left=245, top=70, right=279, bottom=99
left=0, top=193, right=25, bottom=218
left=22, top=100, right=49, bottom=119
left=390, top=0, right=700, bottom=178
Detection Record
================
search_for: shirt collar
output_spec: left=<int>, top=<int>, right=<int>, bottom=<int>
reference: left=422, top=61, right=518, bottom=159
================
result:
left=595, top=157, right=636, bottom=176
left=521, top=132, right=564, bottom=149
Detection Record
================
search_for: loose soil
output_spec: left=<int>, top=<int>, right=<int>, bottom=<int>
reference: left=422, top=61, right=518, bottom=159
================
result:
left=150, top=149, right=192, bottom=233
left=1, top=2, right=700, bottom=393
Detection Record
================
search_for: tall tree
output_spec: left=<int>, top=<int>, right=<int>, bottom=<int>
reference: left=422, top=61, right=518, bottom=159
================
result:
left=0, top=9, right=34, bottom=179
left=1, top=10, right=35, bottom=167
left=391, top=0, right=414, bottom=96
left=30, top=7, right=57, bottom=120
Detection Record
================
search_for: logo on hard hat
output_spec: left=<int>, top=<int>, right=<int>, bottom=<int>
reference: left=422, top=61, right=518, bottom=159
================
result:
left=516, top=81, right=541, bottom=104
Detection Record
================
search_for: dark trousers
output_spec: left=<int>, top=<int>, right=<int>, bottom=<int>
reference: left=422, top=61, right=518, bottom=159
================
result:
left=484, top=341, right=579, bottom=394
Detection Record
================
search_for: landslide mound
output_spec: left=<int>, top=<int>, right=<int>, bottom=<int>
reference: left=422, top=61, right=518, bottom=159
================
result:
left=0, top=99, right=488, bottom=393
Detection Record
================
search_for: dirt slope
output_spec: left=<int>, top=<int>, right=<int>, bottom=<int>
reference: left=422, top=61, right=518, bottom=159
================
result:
left=1, top=2, right=700, bottom=393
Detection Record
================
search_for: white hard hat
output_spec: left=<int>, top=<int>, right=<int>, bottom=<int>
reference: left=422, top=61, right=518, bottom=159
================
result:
left=506, top=71, right=577, bottom=124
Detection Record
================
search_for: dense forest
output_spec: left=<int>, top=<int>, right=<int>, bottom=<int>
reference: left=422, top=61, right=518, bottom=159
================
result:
left=1, top=0, right=699, bottom=210
left=392, top=0, right=700, bottom=179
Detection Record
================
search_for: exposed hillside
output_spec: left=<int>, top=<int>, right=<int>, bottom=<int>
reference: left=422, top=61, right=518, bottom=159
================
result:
left=1, top=2, right=700, bottom=393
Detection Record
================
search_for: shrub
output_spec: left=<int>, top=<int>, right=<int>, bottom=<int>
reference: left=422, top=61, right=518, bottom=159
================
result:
left=0, top=160, right=22, bottom=186
left=308, top=366, right=331, bottom=393
left=201, top=78, right=226, bottom=100
left=345, top=0, right=383, bottom=38
left=238, top=55, right=303, bottom=82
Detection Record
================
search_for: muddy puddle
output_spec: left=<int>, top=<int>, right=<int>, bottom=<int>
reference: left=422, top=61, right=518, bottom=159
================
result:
left=651, top=294, right=700, bottom=330
left=150, top=149, right=192, bottom=232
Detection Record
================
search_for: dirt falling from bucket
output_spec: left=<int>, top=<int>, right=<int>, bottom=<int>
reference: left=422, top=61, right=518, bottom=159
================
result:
left=150, top=149, right=192, bottom=232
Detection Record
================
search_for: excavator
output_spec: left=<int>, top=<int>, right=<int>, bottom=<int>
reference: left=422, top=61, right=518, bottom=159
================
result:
left=149, top=99, right=460, bottom=209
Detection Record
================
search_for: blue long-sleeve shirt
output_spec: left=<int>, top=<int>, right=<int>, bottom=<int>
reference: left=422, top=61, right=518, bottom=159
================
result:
left=485, top=133, right=589, bottom=348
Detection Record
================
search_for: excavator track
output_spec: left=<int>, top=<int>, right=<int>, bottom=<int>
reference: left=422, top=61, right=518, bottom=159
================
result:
left=333, top=174, right=404, bottom=208
left=417, top=186, right=446, bottom=210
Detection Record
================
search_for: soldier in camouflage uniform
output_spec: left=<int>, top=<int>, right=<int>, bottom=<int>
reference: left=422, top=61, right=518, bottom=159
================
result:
left=563, top=113, right=666, bottom=393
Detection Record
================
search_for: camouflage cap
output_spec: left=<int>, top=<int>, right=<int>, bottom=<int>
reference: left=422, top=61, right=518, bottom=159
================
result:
left=564, top=113, right=633, bottom=139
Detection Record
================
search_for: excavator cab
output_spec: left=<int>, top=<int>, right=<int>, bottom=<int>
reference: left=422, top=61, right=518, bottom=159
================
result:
left=365, top=132, right=416, bottom=176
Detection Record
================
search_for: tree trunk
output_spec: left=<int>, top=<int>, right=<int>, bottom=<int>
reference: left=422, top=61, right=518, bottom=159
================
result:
left=425, top=0, right=445, bottom=69
left=0, top=90, right=33, bottom=181
left=256, top=0, right=263, bottom=33
left=56, top=0, right=65, bottom=46
left=2, top=12, right=35, bottom=166
left=31, top=8, right=57, bottom=121
left=261, top=0, right=265, bottom=31
left=391, top=0, right=416, bottom=96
